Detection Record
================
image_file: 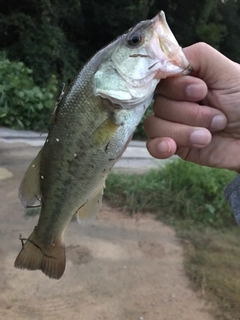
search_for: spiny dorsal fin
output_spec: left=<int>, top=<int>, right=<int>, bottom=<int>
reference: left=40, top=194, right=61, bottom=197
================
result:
left=76, top=186, right=104, bottom=224
left=18, top=149, right=42, bottom=208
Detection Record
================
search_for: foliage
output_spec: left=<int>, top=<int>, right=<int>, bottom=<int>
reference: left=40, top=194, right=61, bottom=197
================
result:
left=0, top=0, right=240, bottom=131
left=1, top=0, right=240, bottom=88
left=0, top=0, right=152, bottom=87
left=0, top=0, right=83, bottom=86
left=0, top=53, right=58, bottom=131
left=149, top=0, right=240, bottom=59
left=219, top=0, right=240, bottom=62
left=105, top=159, right=237, bottom=227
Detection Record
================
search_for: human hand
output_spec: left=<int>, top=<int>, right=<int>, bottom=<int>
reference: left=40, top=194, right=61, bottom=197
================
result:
left=144, top=42, right=240, bottom=172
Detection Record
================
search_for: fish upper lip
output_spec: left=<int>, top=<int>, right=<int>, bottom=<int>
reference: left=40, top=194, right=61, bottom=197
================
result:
left=152, top=11, right=190, bottom=72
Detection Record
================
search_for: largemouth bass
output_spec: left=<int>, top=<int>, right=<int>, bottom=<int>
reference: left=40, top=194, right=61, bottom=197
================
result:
left=15, top=11, right=190, bottom=279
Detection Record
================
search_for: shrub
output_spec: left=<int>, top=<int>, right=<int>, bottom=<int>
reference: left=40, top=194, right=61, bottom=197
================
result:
left=0, top=53, right=58, bottom=131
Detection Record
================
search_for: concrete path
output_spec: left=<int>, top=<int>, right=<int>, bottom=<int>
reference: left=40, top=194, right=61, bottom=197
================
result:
left=0, top=127, right=176, bottom=173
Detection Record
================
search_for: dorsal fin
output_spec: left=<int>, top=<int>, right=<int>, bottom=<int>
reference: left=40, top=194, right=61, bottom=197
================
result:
left=18, top=149, right=42, bottom=208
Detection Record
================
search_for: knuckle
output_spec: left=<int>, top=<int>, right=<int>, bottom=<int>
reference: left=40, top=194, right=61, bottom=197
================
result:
left=192, top=106, right=211, bottom=127
left=192, top=107, right=205, bottom=123
left=177, top=130, right=192, bottom=146
left=195, top=42, right=211, bottom=53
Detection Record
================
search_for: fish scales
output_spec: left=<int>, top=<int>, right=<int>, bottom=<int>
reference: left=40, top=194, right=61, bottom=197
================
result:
left=15, top=11, right=190, bottom=279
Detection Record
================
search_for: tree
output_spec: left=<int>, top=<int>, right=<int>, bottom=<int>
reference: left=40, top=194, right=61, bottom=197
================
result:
left=219, top=0, right=240, bottom=62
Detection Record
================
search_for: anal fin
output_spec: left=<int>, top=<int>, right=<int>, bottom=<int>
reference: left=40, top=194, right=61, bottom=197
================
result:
left=18, top=149, right=42, bottom=208
left=76, top=187, right=104, bottom=224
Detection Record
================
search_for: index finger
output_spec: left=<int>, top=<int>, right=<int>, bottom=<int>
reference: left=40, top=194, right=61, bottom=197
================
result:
left=155, top=75, right=207, bottom=101
left=183, top=42, right=240, bottom=88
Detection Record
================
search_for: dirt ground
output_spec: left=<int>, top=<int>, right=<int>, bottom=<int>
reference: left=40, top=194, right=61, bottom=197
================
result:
left=0, top=141, right=214, bottom=320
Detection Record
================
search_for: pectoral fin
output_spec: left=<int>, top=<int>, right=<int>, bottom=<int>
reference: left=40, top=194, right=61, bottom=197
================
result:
left=18, top=149, right=42, bottom=208
left=92, top=117, right=120, bottom=147
left=76, top=187, right=104, bottom=224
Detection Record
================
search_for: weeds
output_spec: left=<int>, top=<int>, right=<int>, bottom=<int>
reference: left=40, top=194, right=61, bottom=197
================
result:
left=105, top=159, right=237, bottom=228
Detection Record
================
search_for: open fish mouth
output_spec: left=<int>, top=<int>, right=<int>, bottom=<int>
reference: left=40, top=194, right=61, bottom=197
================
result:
left=149, top=11, right=191, bottom=78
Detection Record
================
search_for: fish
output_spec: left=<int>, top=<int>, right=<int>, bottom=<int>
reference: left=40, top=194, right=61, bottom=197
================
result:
left=14, top=11, right=190, bottom=279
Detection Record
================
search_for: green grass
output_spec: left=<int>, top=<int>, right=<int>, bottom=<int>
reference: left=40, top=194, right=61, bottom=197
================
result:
left=104, top=159, right=240, bottom=320
left=105, top=159, right=237, bottom=228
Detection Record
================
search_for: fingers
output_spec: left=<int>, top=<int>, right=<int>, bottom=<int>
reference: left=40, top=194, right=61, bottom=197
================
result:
left=146, top=138, right=177, bottom=159
left=144, top=115, right=212, bottom=148
left=183, top=43, right=240, bottom=88
left=144, top=91, right=227, bottom=161
left=156, top=75, right=208, bottom=102
left=155, top=43, right=240, bottom=111
left=153, top=97, right=227, bottom=131
left=145, top=42, right=237, bottom=161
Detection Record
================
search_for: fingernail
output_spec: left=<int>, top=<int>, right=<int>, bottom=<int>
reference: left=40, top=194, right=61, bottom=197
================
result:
left=186, top=84, right=204, bottom=99
left=157, top=140, right=171, bottom=153
left=190, top=129, right=211, bottom=145
left=210, top=114, right=227, bottom=131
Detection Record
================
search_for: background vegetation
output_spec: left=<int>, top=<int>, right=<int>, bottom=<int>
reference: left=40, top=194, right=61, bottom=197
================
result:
left=105, top=160, right=237, bottom=228
left=0, top=0, right=240, bottom=133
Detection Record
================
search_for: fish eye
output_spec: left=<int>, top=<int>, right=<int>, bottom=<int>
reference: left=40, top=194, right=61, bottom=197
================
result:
left=127, top=33, right=143, bottom=47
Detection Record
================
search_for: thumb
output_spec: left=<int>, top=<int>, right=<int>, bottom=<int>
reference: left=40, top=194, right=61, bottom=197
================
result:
left=183, top=43, right=239, bottom=88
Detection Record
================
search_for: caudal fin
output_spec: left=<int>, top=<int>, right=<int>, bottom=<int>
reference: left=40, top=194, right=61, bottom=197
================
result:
left=14, top=230, right=66, bottom=279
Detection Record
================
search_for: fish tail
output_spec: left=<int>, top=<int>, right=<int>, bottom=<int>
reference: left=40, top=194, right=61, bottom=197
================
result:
left=14, top=230, right=66, bottom=279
